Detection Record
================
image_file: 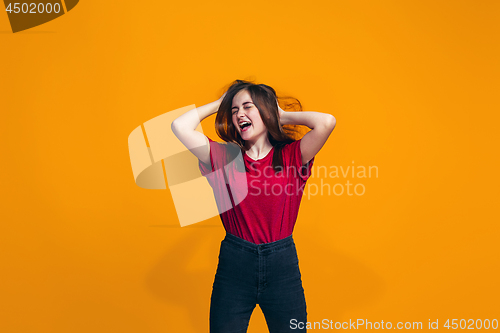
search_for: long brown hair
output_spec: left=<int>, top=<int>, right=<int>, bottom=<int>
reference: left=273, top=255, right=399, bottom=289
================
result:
left=215, top=79, right=304, bottom=174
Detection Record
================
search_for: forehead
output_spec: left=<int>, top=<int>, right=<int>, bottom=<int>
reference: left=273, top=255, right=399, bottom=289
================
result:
left=232, top=90, right=253, bottom=106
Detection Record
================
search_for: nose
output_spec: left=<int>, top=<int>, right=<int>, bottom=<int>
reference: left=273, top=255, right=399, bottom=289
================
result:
left=235, top=109, right=246, bottom=118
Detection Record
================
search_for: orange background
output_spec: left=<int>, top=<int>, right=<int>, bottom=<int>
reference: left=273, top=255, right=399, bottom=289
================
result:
left=1, top=1, right=499, bottom=332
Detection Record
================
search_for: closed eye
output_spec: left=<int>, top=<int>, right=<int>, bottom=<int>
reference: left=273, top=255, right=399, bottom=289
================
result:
left=232, top=105, right=252, bottom=114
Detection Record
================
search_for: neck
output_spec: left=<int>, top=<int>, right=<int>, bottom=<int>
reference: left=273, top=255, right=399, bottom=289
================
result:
left=244, top=135, right=273, bottom=158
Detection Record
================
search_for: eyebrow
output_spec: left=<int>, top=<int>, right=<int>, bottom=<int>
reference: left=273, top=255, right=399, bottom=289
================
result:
left=231, top=101, right=253, bottom=110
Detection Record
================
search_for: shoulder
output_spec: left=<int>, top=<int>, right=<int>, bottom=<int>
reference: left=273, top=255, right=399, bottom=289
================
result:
left=280, top=139, right=301, bottom=157
left=204, top=136, right=241, bottom=164
left=199, top=136, right=229, bottom=175
left=206, top=136, right=227, bottom=151
left=281, top=138, right=315, bottom=175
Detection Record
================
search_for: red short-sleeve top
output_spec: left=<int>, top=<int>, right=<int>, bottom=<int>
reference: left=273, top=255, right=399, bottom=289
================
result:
left=198, top=137, right=314, bottom=244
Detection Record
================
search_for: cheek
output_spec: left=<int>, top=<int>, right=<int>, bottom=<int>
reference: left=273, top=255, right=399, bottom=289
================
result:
left=253, top=119, right=267, bottom=132
left=256, top=115, right=267, bottom=126
left=251, top=110, right=264, bottom=125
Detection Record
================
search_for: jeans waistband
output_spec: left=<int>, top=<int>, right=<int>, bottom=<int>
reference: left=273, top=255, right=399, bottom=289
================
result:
left=223, top=232, right=295, bottom=255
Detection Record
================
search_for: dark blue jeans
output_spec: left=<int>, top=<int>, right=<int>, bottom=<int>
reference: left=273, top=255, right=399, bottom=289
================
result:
left=210, top=232, right=307, bottom=333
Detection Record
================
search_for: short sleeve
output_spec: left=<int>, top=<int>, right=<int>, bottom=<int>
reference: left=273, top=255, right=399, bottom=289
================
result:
left=286, top=138, right=314, bottom=181
left=198, top=137, right=226, bottom=177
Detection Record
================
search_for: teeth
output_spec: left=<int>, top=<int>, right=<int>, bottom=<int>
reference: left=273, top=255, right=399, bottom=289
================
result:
left=239, top=121, right=251, bottom=127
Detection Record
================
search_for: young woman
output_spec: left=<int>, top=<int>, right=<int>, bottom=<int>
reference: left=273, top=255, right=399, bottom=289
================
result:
left=171, top=80, right=336, bottom=332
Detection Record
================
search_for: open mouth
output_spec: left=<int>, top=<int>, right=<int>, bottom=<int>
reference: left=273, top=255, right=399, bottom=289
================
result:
left=239, top=121, right=252, bottom=132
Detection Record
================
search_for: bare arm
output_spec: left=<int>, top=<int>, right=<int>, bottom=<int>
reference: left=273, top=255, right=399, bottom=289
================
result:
left=278, top=104, right=336, bottom=165
left=171, top=94, right=225, bottom=165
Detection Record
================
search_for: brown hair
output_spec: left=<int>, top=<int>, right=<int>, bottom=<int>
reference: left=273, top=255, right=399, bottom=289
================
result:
left=215, top=79, right=304, bottom=174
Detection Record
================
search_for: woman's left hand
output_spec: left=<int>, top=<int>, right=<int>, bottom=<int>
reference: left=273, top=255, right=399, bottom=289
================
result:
left=277, top=100, right=285, bottom=119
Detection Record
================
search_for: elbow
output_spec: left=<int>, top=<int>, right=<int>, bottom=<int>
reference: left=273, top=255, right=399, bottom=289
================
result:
left=171, top=120, right=177, bottom=133
left=324, top=114, right=336, bottom=131
left=171, top=118, right=185, bottom=130
left=171, top=120, right=181, bottom=137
